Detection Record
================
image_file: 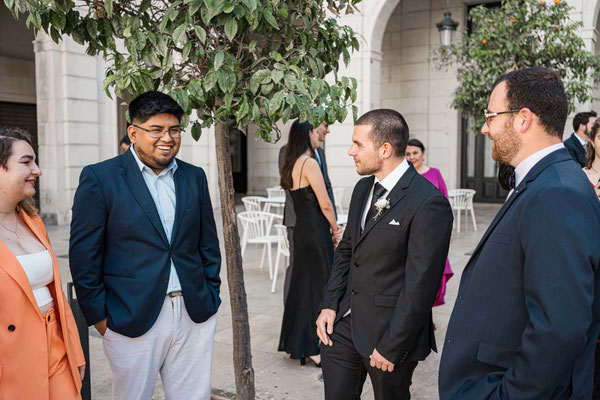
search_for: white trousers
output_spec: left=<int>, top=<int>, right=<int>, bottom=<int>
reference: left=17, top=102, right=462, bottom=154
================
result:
left=102, top=296, right=217, bottom=400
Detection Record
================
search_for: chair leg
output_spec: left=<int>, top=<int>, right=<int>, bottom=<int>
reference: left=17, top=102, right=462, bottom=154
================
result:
left=272, top=248, right=281, bottom=293
left=470, top=206, right=477, bottom=231
left=457, top=208, right=462, bottom=233
left=268, top=242, right=273, bottom=279
left=241, top=235, right=247, bottom=256
left=260, top=244, right=266, bottom=269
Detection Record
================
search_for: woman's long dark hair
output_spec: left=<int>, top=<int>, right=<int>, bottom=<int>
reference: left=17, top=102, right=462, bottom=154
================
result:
left=0, top=126, right=38, bottom=216
left=586, top=121, right=600, bottom=169
left=280, top=120, right=315, bottom=190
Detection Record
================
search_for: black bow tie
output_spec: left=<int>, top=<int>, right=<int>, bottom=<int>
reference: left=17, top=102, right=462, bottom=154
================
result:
left=509, top=172, right=516, bottom=190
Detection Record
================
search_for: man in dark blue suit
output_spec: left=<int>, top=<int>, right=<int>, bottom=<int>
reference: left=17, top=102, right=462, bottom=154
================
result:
left=69, top=92, right=221, bottom=399
left=564, top=110, right=597, bottom=167
left=439, top=67, right=600, bottom=399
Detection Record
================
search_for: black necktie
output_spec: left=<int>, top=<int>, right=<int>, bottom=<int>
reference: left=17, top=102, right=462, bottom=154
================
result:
left=365, top=182, right=387, bottom=226
left=508, top=172, right=516, bottom=190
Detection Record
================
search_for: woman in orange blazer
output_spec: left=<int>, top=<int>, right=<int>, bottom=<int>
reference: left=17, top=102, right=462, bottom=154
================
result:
left=0, top=127, right=85, bottom=400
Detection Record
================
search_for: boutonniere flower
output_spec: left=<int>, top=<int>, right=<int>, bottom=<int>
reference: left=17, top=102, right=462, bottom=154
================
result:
left=373, top=197, right=390, bottom=220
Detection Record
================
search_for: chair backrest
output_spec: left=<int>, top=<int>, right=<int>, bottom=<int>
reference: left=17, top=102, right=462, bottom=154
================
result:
left=274, top=224, right=290, bottom=254
left=238, top=211, right=282, bottom=239
left=266, top=187, right=285, bottom=198
left=241, top=196, right=266, bottom=212
left=332, top=187, right=346, bottom=214
left=448, top=189, right=476, bottom=210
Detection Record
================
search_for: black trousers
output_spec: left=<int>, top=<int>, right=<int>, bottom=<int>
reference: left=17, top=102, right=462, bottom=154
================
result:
left=594, top=338, right=600, bottom=400
left=321, top=315, right=418, bottom=400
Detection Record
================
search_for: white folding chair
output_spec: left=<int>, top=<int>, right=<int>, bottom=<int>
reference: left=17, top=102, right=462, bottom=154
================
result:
left=332, top=187, right=347, bottom=215
left=448, top=189, right=477, bottom=233
left=237, top=211, right=282, bottom=278
left=271, top=224, right=290, bottom=293
left=265, top=187, right=285, bottom=215
left=241, top=196, right=266, bottom=212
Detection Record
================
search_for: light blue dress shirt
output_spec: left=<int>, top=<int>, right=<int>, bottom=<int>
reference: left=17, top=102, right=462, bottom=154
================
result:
left=130, top=146, right=182, bottom=293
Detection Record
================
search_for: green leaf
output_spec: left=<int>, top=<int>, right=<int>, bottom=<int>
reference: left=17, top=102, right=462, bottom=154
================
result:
left=224, top=18, right=238, bottom=41
left=182, top=41, right=193, bottom=60
left=103, top=74, right=119, bottom=98
left=218, top=70, right=236, bottom=93
left=237, top=97, right=250, bottom=119
left=242, top=0, right=257, bottom=11
left=262, top=10, right=279, bottom=30
left=191, top=122, right=203, bottom=141
left=173, top=24, right=187, bottom=45
left=268, top=90, right=285, bottom=117
left=204, top=70, right=218, bottom=91
left=105, top=0, right=113, bottom=17
left=214, top=51, right=225, bottom=70
left=272, top=70, right=284, bottom=84
left=194, top=26, right=207, bottom=43
left=50, top=11, right=66, bottom=31
left=189, top=0, right=202, bottom=15
left=224, top=92, right=234, bottom=109
left=86, top=19, right=98, bottom=38
left=223, top=3, right=235, bottom=13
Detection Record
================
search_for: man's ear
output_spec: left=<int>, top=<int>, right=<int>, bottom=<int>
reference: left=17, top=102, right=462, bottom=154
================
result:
left=517, top=107, right=534, bottom=133
left=381, top=142, right=394, bottom=159
left=127, top=124, right=137, bottom=144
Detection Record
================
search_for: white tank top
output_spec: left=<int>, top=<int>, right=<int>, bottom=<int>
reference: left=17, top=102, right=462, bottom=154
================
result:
left=16, top=250, right=54, bottom=309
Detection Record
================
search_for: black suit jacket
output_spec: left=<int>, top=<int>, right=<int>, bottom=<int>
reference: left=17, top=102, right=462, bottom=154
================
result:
left=320, top=166, right=453, bottom=364
left=69, top=149, right=221, bottom=338
left=439, top=149, right=600, bottom=399
left=278, top=145, right=335, bottom=227
left=564, top=133, right=587, bottom=167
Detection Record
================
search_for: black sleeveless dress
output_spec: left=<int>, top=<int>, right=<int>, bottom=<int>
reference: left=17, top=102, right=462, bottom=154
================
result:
left=278, top=181, right=334, bottom=359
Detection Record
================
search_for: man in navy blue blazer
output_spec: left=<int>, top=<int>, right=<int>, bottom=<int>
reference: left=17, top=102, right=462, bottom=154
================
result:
left=439, top=67, right=600, bottom=398
left=564, top=111, right=596, bottom=167
left=69, top=92, right=221, bottom=399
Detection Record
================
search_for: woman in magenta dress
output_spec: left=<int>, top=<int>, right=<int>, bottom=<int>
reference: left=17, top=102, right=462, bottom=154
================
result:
left=406, top=139, right=453, bottom=306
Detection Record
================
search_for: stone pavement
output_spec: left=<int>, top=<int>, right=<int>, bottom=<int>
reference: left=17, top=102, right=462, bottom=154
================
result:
left=48, top=202, right=501, bottom=399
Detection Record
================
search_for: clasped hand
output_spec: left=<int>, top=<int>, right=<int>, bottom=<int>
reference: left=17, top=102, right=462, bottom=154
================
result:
left=331, top=225, right=342, bottom=247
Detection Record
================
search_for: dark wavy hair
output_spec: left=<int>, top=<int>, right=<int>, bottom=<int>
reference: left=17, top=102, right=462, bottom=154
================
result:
left=0, top=126, right=38, bottom=216
left=586, top=121, right=600, bottom=170
left=128, top=91, right=184, bottom=124
left=280, top=120, right=315, bottom=190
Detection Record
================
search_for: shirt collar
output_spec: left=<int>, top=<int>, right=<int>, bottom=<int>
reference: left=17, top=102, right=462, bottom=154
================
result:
left=514, top=143, right=564, bottom=187
left=130, top=145, right=178, bottom=176
left=575, top=133, right=587, bottom=147
left=375, top=158, right=410, bottom=193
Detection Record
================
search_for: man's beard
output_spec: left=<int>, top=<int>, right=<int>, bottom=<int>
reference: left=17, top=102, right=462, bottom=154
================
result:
left=491, top=121, right=521, bottom=165
left=356, top=156, right=383, bottom=176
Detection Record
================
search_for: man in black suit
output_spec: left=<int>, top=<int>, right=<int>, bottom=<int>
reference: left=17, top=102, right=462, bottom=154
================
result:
left=278, top=121, right=335, bottom=301
left=439, top=67, right=600, bottom=399
left=564, top=110, right=596, bottom=167
left=316, top=109, right=453, bottom=400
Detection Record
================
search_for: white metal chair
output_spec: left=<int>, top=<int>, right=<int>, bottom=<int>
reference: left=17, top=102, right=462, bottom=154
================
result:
left=448, top=189, right=477, bottom=233
left=266, top=186, right=285, bottom=198
left=332, top=187, right=347, bottom=215
left=237, top=211, right=282, bottom=278
left=241, top=196, right=266, bottom=212
left=271, top=224, right=290, bottom=293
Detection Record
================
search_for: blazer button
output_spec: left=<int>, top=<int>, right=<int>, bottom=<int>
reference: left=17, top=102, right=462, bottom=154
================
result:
left=169, top=249, right=173, bottom=256
left=354, top=262, right=359, bottom=268
left=162, top=277, right=168, bottom=283
left=351, top=290, right=357, bottom=295
left=8, top=325, right=15, bottom=332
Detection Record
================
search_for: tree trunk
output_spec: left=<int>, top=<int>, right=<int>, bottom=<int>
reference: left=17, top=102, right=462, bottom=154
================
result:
left=214, top=120, right=255, bottom=399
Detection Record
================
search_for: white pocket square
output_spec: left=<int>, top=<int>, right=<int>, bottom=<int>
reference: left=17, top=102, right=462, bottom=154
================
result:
left=388, top=219, right=400, bottom=226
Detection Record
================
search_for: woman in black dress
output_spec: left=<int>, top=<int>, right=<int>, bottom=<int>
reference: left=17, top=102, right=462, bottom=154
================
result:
left=278, top=120, right=342, bottom=366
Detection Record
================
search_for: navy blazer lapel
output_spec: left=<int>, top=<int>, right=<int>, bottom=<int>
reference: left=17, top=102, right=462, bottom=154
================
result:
left=571, top=133, right=586, bottom=154
left=120, top=151, right=169, bottom=245
left=356, top=167, right=415, bottom=247
left=467, top=148, right=572, bottom=264
left=171, top=164, right=188, bottom=243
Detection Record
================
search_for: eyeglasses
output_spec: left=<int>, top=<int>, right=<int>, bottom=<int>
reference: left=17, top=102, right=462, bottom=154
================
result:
left=133, top=124, right=183, bottom=139
left=483, top=108, right=522, bottom=125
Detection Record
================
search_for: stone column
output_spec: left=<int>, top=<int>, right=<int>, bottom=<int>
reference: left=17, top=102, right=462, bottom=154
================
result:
left=34, top=32, right=118, bottom=225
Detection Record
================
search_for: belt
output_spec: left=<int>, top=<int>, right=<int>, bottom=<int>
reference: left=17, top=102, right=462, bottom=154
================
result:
left=167, top=290, right=183, bottom=297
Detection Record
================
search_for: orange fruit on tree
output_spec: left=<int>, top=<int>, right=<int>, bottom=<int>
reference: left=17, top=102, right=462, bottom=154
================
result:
left=540, top=0, right=545, bottom=4
left=510, top=17, right=515, bottom=22
left=483, top=39, right=488, bottom=44
left=554, top=0, right=560, bottom=3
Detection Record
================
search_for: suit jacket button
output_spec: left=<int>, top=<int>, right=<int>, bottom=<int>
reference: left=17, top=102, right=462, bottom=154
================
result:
left=162, top=277, right=168, bottom=283
left=351, top=290, right=357, bottom=295
left=354, top=263, right=359, bottom=268
left=8, top=325, right=15, bottom=332
left=169, top=249, right=173, bottom=255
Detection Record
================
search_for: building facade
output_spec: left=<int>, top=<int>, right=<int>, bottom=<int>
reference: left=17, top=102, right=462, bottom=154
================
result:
left=1, top=0, right=599, bottom=224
